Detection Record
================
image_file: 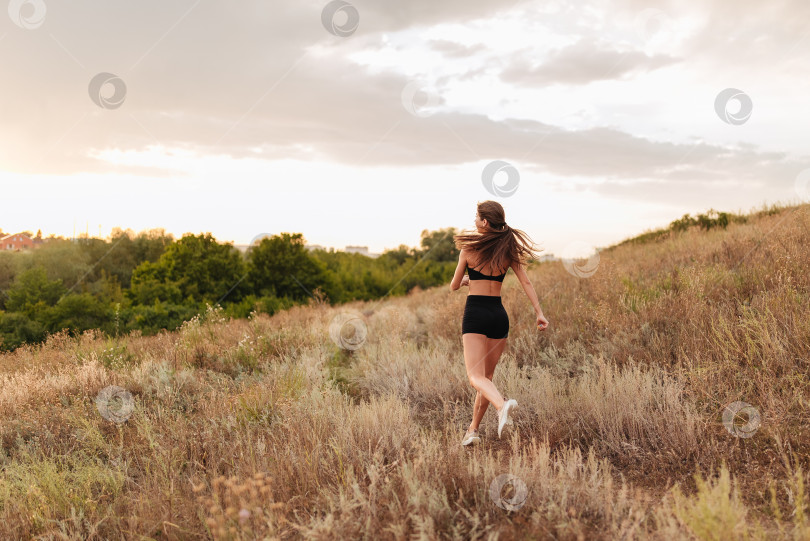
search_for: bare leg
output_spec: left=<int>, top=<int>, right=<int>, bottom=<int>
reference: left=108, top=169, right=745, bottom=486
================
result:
left=468, top=336, right=508, bottom=431
left=463, top=334, right=507, bottom=425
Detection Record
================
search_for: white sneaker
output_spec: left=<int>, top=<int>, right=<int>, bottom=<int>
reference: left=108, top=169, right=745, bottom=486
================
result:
left=461, top=429, right=481, bottom=446
left=497, top=399, right=518, bottom=438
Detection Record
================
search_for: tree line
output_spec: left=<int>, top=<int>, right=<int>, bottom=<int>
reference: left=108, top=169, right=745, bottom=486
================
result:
left=0, top=227, right=460, bottom=351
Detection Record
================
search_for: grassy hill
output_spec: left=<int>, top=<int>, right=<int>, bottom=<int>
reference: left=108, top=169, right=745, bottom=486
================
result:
left=1, top=202, right=809, bottom=539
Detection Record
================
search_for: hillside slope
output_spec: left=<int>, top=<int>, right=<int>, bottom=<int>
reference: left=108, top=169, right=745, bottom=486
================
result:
left=1, top=202, right=808, bottom=539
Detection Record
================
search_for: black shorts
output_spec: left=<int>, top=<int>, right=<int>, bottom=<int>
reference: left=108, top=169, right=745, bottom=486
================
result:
left=462, top=295, right=509, bottom=339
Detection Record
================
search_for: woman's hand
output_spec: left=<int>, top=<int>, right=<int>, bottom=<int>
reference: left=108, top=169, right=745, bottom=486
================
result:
left=461, top=275, right=470, bottom=287
left=536, top=312, right=549, bottom=331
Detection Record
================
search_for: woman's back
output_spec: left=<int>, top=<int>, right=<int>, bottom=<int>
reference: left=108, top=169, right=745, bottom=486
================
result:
left=466, top=253, right=509, bottom=296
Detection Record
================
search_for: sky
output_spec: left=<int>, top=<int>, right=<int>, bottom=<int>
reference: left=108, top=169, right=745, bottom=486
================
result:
left=2, top=0, right=809, bottom=257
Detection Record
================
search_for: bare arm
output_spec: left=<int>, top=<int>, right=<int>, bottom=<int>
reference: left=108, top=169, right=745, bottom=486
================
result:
left=449, top=249, right=469, bottom=291
left=511, top=259, right=544, bottom=315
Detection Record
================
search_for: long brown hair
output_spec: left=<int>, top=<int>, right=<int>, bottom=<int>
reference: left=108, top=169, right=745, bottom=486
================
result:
left=453, top=200, right=543, bottom=274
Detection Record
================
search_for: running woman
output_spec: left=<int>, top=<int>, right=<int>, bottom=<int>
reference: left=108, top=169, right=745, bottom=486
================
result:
left=449, top=200, right=549, bottom=446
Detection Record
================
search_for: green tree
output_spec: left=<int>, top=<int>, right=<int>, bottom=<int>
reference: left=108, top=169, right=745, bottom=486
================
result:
left=29, top=239, right=90, bottom=292
left=670, top=214, right=697, bottom=232
left=0, top=312, right=46, bottom=351
left=379, top=244, right=417, bottom=266
left=246, top=233, right=332, bottom=302
left=128, top=233, right=247, bottom=305
left=416, top=227, right=459, bottom=262
left=127, top=260, right=183, bottom=305
left=5, top=267, right=66, bottom=317
left=127, top=227, right=174, bottom=263
left=46, top=293, right=111, bottom=335
left=0, top=251, right=17, bottom=309
left=120, top=299, right=199, bottom=336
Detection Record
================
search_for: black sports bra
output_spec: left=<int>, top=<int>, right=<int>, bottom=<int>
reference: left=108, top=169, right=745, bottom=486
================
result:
left=466, top=263, right=507, bottom=282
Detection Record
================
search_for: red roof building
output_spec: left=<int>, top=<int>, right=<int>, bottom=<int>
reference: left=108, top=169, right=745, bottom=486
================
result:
left=1, top=232, right=43, bottom=251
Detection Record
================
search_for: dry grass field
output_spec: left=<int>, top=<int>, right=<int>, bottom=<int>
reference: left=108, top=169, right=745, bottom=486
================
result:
left=1, top=202, right=809, bottom=540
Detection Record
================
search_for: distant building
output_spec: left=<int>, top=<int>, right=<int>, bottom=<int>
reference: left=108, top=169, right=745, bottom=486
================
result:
left=345, top=245, right=368, bottom=255
left=1, top=232, right=44, bottom=251
left=345, top=245, right=381, bottom=258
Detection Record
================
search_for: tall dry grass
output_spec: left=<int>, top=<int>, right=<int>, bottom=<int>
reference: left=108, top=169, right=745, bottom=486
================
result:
left=0, top=202, right=808, bottom=539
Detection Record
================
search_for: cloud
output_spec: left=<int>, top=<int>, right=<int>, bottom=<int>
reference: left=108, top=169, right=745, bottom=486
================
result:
left=676, top=0, right=810, bottom=67
left=1, top=0, right=807, bottom=213
left=428, top=39, right=488, bottom=58
left=499, top=39, right=681, bottom=86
